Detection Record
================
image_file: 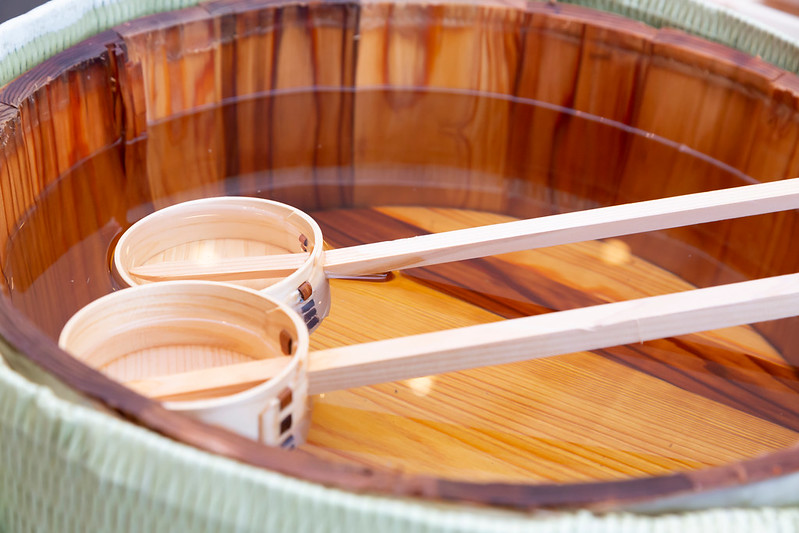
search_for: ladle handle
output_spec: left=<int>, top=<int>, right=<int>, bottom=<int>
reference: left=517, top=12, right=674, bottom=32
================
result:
left=129, top=178, right=799, bottom=281
left=322, top=177, right=799, bottom=276
left=126, top=272, right=799, bottom=399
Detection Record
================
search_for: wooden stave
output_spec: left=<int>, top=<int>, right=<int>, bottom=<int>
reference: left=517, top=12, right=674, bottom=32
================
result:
left=0, top=0, right=798, bottom=510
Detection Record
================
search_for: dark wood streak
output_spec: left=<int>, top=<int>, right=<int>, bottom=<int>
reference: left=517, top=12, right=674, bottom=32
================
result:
left=598, top=341, right=799, bottom=432
left=1, top=0, right=799, bottom=511
left=0, top=103, right=21, bottom=275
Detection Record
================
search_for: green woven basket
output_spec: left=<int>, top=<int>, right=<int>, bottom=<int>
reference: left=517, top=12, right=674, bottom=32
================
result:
left=2, top=1, right=799, bottom=531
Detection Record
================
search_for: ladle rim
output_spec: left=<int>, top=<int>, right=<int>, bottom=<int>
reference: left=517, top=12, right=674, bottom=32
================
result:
left=112, top=196, right=325, bottom=295
left=58, top=280, right=310, bottom=412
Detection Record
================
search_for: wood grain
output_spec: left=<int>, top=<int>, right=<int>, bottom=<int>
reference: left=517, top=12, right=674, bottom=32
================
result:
left=97, top=205, right=799, bottom=483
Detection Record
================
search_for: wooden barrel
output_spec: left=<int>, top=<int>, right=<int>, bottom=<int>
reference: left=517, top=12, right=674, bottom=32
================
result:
left=2, top=0, right=799, bottom=511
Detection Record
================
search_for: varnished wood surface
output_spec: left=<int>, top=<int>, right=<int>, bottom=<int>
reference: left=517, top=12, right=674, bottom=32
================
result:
left=1, top=0, right=799, bottom=509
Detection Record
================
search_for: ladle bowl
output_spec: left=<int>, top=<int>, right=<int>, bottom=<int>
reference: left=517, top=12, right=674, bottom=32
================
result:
left=59, top=280, right=311, bottom=446
left=113, top=196, right=330, bottom=331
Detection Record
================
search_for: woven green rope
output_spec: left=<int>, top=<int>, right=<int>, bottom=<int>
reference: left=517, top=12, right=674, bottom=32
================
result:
left=562, top=0, right=799, bottom=73
left=1, top=0, right=798, bottom=87
left=0, top=0, right=201, bottom=86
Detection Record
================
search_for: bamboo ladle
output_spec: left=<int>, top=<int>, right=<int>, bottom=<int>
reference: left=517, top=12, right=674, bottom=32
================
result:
left=114, top=178, right=799, bottom=332
left=59, top=272, right=799, bottom=447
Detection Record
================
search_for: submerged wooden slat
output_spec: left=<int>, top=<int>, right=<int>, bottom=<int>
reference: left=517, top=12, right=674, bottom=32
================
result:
left=306, top=353, right=799, bottom=482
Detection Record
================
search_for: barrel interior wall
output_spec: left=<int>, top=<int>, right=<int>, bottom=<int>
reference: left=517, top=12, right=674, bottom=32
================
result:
left=0, top=32, right=125, bottom=261
left=0, top=104, right=22, bottom=274
left=0, top=0, right=798, bottom=382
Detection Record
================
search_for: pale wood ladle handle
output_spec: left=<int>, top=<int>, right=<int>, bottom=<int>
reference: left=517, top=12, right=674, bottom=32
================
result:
left=126, top=271, right=799, bottom=399
left=128, top=178, right=799, bottom=282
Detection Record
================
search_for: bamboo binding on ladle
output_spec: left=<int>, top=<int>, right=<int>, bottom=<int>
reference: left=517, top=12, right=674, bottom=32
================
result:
left=114, top=178, right=799, bottom=332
